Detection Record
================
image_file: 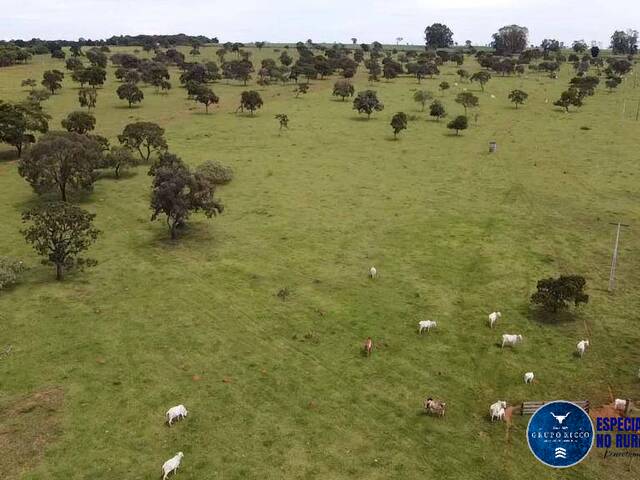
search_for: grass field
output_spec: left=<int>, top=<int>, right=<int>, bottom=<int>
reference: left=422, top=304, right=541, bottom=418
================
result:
left=1, top=45, right=640, bottom=479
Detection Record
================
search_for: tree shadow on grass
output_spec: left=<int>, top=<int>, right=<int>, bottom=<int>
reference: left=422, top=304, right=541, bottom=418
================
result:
left=0, top=149, right=18, bottom=163
left=526, top=305, right=583, bottom=325
left=349, top=116, right=377, bottom=122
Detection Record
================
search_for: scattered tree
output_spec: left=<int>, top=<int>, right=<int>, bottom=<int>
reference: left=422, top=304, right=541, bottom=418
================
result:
left=531, top=275, right=589, bottom=313
left=390, top=112, right=408, bottom=139
left=194, top=87, right=220, bottom=113
left=455, top=92, right=479, bottom=115
left=150, top=153, right=224, bottom=239
left=275, top=113, right=289, bottom=132
left=61, top=111, right=96, bottom=134
left=439, top=81, right=450, bottom=95
left=238, top=90, right=263, bottom=115
left=447, top=115, right=468, bottom=135
left=429, top=100, right=446, bottom=121
left=553, top=88, right=584, bottom=112
left=0, top=100, right=49, bottom=157
left=470, top=71, right=491, bottom=91
left=41, top=69, right=64, bottom=94
left=100, top=146, right=139, bottom=178
left=457, top=69, right=470, bottom=82
left=333, top=79, right=355, bottom=101
left=18, top=131, right=103, bottom=201
left=294, top=83, right=309, bottom=98
left=610, top=29, right=638, bottom=55
left=116, top=83, right=144, bottom=108
left=78, top=87, right=98, bottom=110
left=353, top=90, right=384, bottom=119
left=508, top=89, right=529, bottom=109
left=118, top=122, right=167, bottom=163
left=413, top=90, right=433, bottom=111
left=21, top=202, right=100, bottom=280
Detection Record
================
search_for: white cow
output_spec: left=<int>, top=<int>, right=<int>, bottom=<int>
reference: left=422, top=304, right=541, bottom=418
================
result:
left=524, top=372, right=534, bottom=384
left=162, top=452, right=184, bottom=480
left=418, top=320, right=437, bottom=334
left=501, top=334, right=522, bottom=348
left=576, top=340, right=590, bottom=358
left=614, top=398, right=630, bottom=412
left=166, top=404, right=188, bottom=426
left=488, top=311, right=501, bottom=328
left=368, top=266, right=377, bottom=279
left=490, top=400, right=507, bottom=421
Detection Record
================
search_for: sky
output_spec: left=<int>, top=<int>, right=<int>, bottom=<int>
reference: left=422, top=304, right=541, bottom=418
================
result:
left=0, top=0, right=637, bottom=47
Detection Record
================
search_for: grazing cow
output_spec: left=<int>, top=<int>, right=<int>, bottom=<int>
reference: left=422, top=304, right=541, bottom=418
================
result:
left=490, top=401, right=507, bottom=421
left=524, top=372, right=534, bottom=384
left=368, top=266, right=377, bottom=279
left=490, top=94, right=496, bottom=99
left=576, top=340, right=590, bottom=358
left=488, top=311, right=501, bottom=328
left=501, top=334, right=522, bottom=348
left=424, top=397, right=446, bottom=416
left=614, top=398, right=630, bottom=412
left=363, top=337, right=373, bottom=356
left=162, top=452, right=184, bottom=480
left=418, top=320, right=437, bottom=334
left=166, top=404, right=188, bottom=426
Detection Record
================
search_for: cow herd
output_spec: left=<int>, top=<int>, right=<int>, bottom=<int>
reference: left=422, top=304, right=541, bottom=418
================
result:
left=364, top=266, right=599, bottom=422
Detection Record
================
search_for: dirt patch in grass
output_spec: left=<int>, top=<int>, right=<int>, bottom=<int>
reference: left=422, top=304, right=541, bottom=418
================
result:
left=590, top=404, right=623, bottom=419
left=0, top=386, right=64, bottom=479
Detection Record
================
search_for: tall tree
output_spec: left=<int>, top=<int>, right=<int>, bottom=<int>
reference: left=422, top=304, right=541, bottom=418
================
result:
left=492, top=25, right=529, bottom=54
left=610, top=30, right=638, bottom=55
left=118, top=122, right=168, bottom=162
left=100, top=146, right=139, bottom=178
left=21, top=202, right=100, bottom=280
left=424, top=23, right=454, bottom=49
left=17, top=131, right=103, bottom=201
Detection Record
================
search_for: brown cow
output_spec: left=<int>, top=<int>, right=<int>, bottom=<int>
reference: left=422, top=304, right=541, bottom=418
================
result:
left=363, top=337, right=373, bottom=356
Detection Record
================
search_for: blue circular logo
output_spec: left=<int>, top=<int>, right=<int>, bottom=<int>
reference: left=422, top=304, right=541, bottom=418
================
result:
left=527, top=400, right=594, bottom=468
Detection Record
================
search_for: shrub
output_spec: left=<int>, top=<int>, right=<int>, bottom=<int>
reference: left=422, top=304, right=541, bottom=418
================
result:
left=195, top=161, right=234, bottom=185
left=0, top=257, right=27, bottom=291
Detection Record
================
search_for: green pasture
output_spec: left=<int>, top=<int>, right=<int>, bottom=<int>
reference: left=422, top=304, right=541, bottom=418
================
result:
left=1, top=45, right=640, bottom=479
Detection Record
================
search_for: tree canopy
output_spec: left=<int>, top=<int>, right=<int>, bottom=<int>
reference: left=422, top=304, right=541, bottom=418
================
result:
left=21, top=202, right=100, bottom=280
left=352, top=90, right=384, bottom=119
left=424, top=23, right=454, bottom=49
left=18, top=131, right=103, bottom=201
left=531, top=275, right=589, bottom=313
left=117, top=122, right=167, bottom=162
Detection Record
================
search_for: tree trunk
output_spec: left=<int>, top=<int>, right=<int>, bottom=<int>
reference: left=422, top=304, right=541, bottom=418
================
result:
left=115, top=164, right=120, bottom=178
left=60, top=183, right=67, bottom=202
left=55, top=263, right=64, bottom=281
left=16, top=143, right=22, bottom=157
